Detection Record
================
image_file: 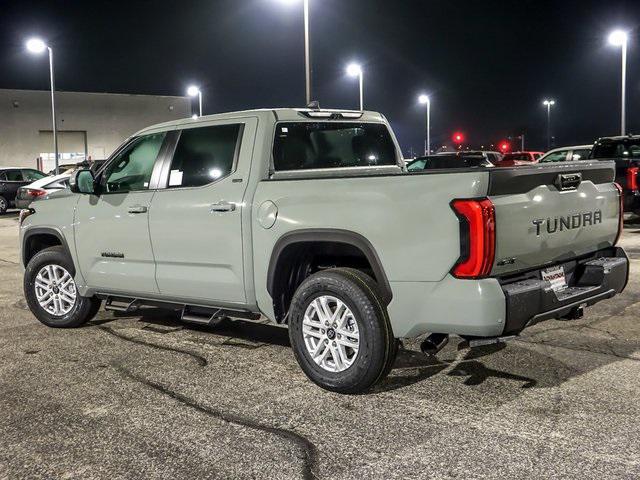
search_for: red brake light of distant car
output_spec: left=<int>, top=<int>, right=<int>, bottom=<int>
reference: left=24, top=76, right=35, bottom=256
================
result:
left=626, top=167, right=639, bottom=191
left=614, top=182, right=624, bottom=246
left=451, top=198, right=496, bottom=278
left=25, top=188, right=47, bottom=198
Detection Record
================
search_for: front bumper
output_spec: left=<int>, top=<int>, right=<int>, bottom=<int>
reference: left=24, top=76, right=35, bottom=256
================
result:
left=501, top=247, right=629, bottom=335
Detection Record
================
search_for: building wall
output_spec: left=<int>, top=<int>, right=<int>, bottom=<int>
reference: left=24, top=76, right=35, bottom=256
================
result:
left=0, top=89, right=191, bottom=168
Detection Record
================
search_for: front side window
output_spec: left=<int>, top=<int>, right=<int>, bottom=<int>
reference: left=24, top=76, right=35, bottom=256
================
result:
left=273, top=122, right=397, bottom=171
left=167, top=124, right=241, bottom=188
left=103, top=132, right=165, bottom=193
left=540, top=151, right=568, bottom=163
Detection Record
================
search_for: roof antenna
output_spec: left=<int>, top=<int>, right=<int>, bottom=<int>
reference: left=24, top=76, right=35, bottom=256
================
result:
left=306, top=100, right=320, bottom=110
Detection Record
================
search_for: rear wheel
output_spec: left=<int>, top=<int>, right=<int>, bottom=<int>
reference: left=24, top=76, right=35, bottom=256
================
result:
left=0, top=196, right=8, bottom=214
left=288, top=268, right=396, bottom=394
left=24, top=246, right=101, bottom=328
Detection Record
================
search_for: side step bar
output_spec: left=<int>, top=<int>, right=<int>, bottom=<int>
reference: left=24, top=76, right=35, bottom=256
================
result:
left=461, top=335, right=517, bottom=349
left=100, top=294, right=261, bottom=322
left=105, top=296, right=139, bottom=313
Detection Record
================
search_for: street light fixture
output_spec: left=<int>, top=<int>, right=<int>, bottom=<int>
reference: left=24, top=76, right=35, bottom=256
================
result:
left=608, top=29, right=628, bottom=135
left=542, top=99, right=556, bottom=150
left=187, top=85, right=203, bottom=117
left=280, top=0, right=312, bottom=105
left=25, top=37, right=59, bottom=174
left=346, top=63, right=364, bottom=111
left=418, top=94, right=431, bottom=155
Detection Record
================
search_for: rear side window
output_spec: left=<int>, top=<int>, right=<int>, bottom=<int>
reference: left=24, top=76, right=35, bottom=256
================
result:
left=571, top=149, right=591, bottom=161
left=273, top=122, right=397, bottom=171
left=22, top=169, right=46, bottom=182
left=2, top=170, right=24, bottom=181
left=167, top=124, right=241, bottom=188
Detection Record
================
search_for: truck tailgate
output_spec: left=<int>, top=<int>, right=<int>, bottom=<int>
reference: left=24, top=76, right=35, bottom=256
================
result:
left=488, top=161, right=620, bottom=276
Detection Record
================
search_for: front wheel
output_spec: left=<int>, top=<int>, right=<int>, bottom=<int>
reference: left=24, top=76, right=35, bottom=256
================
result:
left=288, top=268, right=397, bottom=394
left=24, top=246, right=101, bottom=328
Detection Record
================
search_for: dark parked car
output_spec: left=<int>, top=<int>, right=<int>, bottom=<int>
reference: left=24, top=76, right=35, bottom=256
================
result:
left=590, top=135, right=640, bottom=215
left=0, top=168, right=47, bottom=214
left=407, top=153, right=494, bottom=171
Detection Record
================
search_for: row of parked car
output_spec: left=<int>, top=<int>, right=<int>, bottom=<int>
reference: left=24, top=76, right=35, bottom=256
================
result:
left=0, top=160, right=105, bottom=214
left=3, top=135, right=640, bottom=216
left=406, top=135, right=640, bottom=215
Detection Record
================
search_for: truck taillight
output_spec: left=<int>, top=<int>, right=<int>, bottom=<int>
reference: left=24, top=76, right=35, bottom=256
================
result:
left=627, top=167, right=639, bottom=191
left=614, top=182, right=624, bottom=246
left=451, top=198, right=496, bottom=278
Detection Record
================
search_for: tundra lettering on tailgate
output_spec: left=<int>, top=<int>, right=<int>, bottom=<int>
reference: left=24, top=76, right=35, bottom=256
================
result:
left=532, top=210, right=602, bottom=236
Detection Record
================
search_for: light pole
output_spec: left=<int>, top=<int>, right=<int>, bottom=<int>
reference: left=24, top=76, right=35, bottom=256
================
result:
left=608, top=29, right=628, bottom=135
left=187, top=85, right=203, bottom=117
left=346, top=63, right=364, bottom=111
left=26, top=38, right=59, bottom=174
left=418, top=94, right=430, bottom=155
left=281, top=0, right=311, bottom=104
left=543, top=99, right=555, bottom=150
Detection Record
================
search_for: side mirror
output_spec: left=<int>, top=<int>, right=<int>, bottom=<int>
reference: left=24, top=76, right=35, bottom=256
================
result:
left=69, top=169, right=97, bottom=195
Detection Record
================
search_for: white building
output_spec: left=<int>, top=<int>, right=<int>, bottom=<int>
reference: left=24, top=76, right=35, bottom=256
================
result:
left=0, top=89, right=191, bottom=171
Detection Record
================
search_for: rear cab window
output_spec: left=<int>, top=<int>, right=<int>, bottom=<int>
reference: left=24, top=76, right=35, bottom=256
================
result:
left=273, top=122, right=398, bottom=172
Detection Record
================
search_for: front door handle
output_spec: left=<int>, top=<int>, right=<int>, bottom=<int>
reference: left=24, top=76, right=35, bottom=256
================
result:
left=210, top=201, right=236, bottom=213
left=128, top=205, right=148, bottom=214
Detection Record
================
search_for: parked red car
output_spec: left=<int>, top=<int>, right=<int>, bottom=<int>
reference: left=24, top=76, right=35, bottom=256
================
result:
left=494, top=151, right=543, bottom=167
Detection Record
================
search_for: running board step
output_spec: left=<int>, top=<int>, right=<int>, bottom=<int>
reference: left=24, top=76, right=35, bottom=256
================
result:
left=105, top=296, right=138, bottom=313
left=181, top=306, right=227, bottom=327
left=459, top=335, right=518, bottom=349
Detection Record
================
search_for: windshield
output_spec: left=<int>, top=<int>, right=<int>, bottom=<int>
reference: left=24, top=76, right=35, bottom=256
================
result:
left=591, top=139, right=640, bottom=160
left=273, top=122, right=397, bottom=171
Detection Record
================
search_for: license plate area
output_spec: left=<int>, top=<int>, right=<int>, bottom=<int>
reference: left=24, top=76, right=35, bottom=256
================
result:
left=541, top=265, right=568, bottom=293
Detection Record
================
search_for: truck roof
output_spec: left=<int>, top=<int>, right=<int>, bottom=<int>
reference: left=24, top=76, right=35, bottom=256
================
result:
left=134, top=108, right=387, bottom=137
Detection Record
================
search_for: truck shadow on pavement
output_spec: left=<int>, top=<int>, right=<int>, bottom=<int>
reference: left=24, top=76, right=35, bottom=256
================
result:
left=95, top=307, right=568, bottom=395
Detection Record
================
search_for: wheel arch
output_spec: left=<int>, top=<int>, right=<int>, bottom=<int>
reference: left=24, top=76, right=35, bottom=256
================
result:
left=266, top=229, right=392, bottom=322
left=22, top=227, right=73, bottom=267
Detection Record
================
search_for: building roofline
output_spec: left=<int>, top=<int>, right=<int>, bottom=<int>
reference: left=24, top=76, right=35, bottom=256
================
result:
left=0, top=87, right=188, bottom=100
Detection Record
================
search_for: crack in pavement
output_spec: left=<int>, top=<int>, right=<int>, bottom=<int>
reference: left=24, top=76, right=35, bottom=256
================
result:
left=516, top=338, right=640, bottom=363
left=0, top=257, right=18, bottom=265
left=99, top=325, right=319, bottom=480
left=99, top=325, right=208, bottom=367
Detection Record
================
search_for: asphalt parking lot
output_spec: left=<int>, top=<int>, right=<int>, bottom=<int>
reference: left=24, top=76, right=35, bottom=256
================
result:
left=0, top=213, right=639, bottom=479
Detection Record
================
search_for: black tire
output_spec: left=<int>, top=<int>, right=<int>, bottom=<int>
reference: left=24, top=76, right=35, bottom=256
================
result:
left=0, top=196, right=7, bottom=214
left=24, top=246, right=101, bottom=328
left=288, top=267, right=397, bottom=394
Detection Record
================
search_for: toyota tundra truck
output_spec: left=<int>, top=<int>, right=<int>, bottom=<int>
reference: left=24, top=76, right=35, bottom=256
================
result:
left=19, top=108, right=628, bottom=393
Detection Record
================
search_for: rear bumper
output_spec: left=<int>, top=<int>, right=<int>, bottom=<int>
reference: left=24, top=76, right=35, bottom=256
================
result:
left=624, top=190, right=640, bottom=214
left=501, top=247, right=629, bottom=335
left=14, top=198, right=32, bottom=209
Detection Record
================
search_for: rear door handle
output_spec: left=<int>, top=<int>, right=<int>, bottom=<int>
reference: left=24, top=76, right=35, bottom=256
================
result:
left=210, top=201, right=236, bottom=213
left=128, top=205, right=148, bottom=214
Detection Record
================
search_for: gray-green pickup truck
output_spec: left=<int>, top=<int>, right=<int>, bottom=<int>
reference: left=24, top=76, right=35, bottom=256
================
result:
left=19, top=108, right=628, bottom=393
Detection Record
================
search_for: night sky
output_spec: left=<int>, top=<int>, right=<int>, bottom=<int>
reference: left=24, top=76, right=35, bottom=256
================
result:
left=1, top=0, right=639, bottom=154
